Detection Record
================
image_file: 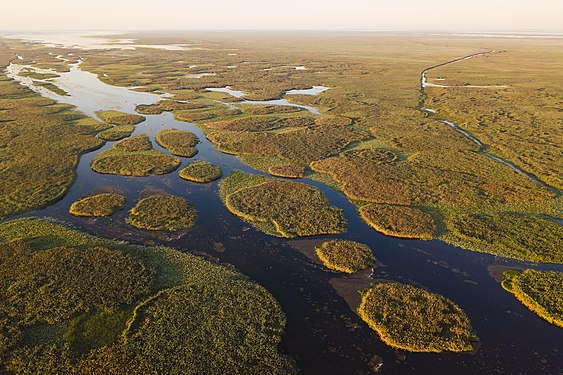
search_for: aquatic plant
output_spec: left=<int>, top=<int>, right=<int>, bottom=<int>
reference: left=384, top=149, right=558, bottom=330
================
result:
left=359, top=204, right=436, bottom=240
left=501, top=269, right=562, bottom=328
left=155, top=129, right=199, bottom=157
left=0, top=218, right=294, bottom=374
left=179, top=160, right=222, bottom=183
left=220, top=171, right=346, bottom=237
left=128, top=195, right=197, bottom=230
left=95, top=110, right=145, bottom=126
left=69, top=193, right=126, bottom=217
left=268, top=164, right=305, bottom=179
left=358, top=283, right=478, bottom=352
left=92, top=135, right=181, bottom=176
left=315, top=240, right=375, bottom=273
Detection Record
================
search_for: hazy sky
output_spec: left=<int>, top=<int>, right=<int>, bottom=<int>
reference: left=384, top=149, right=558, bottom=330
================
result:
left=1, top=0, right=562, bottom=31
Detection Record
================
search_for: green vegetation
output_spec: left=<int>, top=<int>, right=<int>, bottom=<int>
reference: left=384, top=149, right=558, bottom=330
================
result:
left=219, top=171, right=346, bottom=237
left=98, top=125, right=134, bottom=141
left=358, top=283, right=478, bottom=352
left=444, top=212, right=562, bottom=263
left=136, top=100, right=206, bottom=115
left=95, top=110, right=145, bottom=126
left=0, top=218, right=294, bottom=374
left=501, top=269, right=562, bottom=328
left=268, top=164, right=305, bottom=179
left=92, top=134, right=181, bottom=176
left=69, top=193, right=126, bottom=217
left=315, top=240, right=375, bottom=273
left=155, top=128, right=199, bottom=157
left=359, top=204, right=436, bottom=240
left=34, top=82, right=69, bottom=96
left=179, top=160, right=222, bottom=183
left=128, top=195, right=197, bottom=230
left=0, top=44, right=103, bottom=219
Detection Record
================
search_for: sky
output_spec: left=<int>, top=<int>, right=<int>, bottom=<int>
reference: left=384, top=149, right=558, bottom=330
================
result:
left=1, top=0, right=562, bottom=32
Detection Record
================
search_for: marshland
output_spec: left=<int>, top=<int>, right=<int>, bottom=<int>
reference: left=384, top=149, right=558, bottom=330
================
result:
left=0, top=31, right=561, bottom=375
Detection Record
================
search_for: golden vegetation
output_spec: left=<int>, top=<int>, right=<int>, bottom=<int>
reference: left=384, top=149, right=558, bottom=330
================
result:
left=128, top=195, right=197, bottom=230
left=136, top=100, right=206, bottom=115
left=98, top=125, right=134, bottom=141
left=444, top=212, right=562, bottom=263
left=268, top=164, right=305, bottom=179
left=358, top=283, right=478, bottom=352
left=315, top=240, right=375, bottom=273
left=0, top=218, right=294, bottom=374
left=155, top=128, right=199, bottom=157
left=359, top=204, right=436, bottom=240
left=69, top=193, right=126, bottom=217
left=95, top=110, right=145, bottom=126
left=179, top=160, right=222, bottom=183
left=501, top=269, right=562, bottom=328
left=0, top=44, right=103, bottom=219
left=92, top=134, right=181, bottom=176
left=220, top=171, right=346, bottom=237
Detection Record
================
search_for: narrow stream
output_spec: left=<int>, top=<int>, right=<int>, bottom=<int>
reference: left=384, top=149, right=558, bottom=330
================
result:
left=420, top=52, right=559, bottom=194
left=3, top=57, right=562, bottom=375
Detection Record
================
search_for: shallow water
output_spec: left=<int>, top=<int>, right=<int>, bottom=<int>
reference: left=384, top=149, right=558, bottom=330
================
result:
left=4, top=60, right=563, bottom=375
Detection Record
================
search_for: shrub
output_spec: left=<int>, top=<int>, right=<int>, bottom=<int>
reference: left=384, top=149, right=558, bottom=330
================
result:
left=95, top=110, right=145, bottom=126
left=268, top=164, right=305, bottom=179
left=98, top=125, right=134, bottom=141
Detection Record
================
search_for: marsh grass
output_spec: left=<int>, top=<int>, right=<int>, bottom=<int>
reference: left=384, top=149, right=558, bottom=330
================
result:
left=501, top=269, right=562, bottom=328
left=359, top=204, right=436, bottom=240
left=98, top=125, right=134, bottom=141
left=315, top=240, right=375, bottom=273
left=155, top=129, right=199, bottom=157
left=92, top=135, right=181, bottom=176
left=220, top=171, right=346, bottom=237
left=95, top=110, right=145, bottom=126
left=179, top=160, right=222, bottom=183
left=268, top=164, right=305, bottom=179
left=0, top=218, right=294, bottom=374
left=358, top=283, right=478, bottom=352
left=69, top=193, right=126, bottom=217
left=128, top=195, right=197, bottom=230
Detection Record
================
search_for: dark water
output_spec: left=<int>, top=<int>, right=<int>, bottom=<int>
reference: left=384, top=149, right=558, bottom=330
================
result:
left=5, top=62, right=563, bottom=375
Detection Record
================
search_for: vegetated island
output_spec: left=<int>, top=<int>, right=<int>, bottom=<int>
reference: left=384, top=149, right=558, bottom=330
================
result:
left=0, top=218, right=295, bottom=374
left=128, top=194, right=197, bottom=230
left=69, top=193, right=126, bottom=217
left=91, top=134, right=181, bottom=176
left=179, top=160, right=223, bottom=183
left=155, top=128, right=199, bottom=157
left=359, top=204, right=436, bottom=240
left=358, top=283, right=478, bottom=353
left=219, top=171, right=346, bottom=238
left=501, top=269, right=562, bottom=328
left=315, top=240, right=376, bottom=273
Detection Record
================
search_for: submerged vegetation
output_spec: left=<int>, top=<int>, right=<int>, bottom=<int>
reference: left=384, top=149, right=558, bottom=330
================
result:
left=0, top=218, right=294, bottom=374
left=315, top=240, right=375, bottom=273
left=92, top=134, right=181, bottom=176
left=179, top=160, right=222, bottom=183
left=501, top=269, right=563, bottom=328
left=359, top=204, right=436, bottom=240
left=155, top=128, right=199, bottom=157
left=220, top=171, right=346, bottom=237
left=128, top=195, right=197, bottom=230
left=69, top=193, right=126, bottom=217
left=358, top=283, right=478, bottom=352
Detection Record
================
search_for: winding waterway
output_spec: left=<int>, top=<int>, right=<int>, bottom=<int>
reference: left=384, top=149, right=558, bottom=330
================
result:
left=3, top=56, right=562, bottom=375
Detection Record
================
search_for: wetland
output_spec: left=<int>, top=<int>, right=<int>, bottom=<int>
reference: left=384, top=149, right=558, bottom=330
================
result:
left=0, top=32, right=561, bottom=375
